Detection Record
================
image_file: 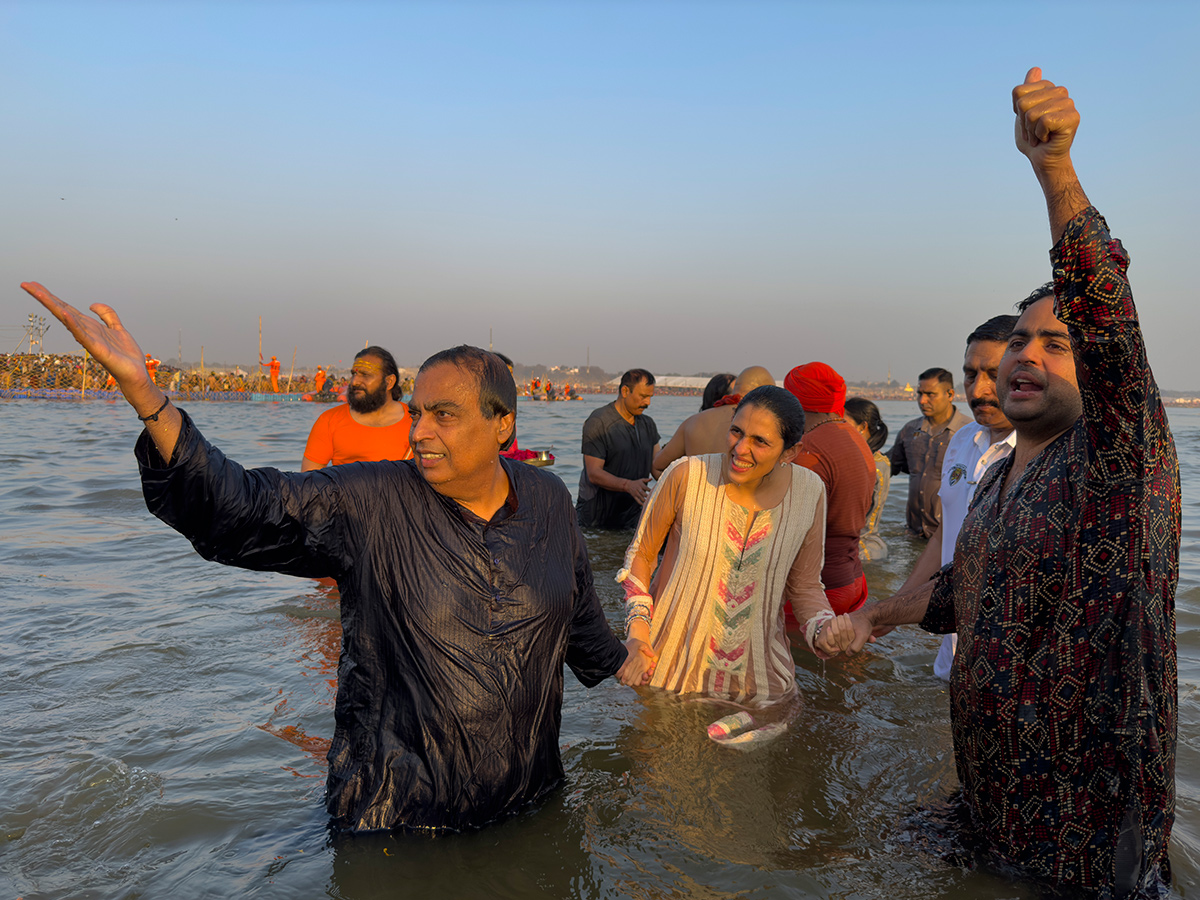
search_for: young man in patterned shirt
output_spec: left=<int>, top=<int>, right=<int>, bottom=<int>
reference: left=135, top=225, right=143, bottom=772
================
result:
left=848, top=68, right=1180, bottom=896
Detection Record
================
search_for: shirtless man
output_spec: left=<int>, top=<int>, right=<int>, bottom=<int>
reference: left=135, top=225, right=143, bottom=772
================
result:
left=301, top=346, right=413, bottom=469
left=651, top=366, right=774, bottom=478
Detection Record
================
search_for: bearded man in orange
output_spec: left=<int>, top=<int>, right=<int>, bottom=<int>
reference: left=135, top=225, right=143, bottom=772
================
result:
left=302, top=347, right=412, bottom=469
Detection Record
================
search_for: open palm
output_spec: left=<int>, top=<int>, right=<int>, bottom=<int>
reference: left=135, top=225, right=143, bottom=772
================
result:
left=20, top=282, right=151, bottom=388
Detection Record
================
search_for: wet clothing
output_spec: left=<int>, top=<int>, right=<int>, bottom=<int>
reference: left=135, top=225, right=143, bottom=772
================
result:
left=137, top=412, right=627, bottom=832
left=793, top=419, right=876, bottom=591
left=303, top=402, right=413, bottom=467
left=577, top=401, right=659, bottom=529
left=619, top=454, right=829, bottom=705
left=932, top=421, right=1016, bottom=681
left=921, top=207, right=1179, bottom=893
left=859, top=451, right=891, bottom=562
left=888, top=407, right=971, bottom=539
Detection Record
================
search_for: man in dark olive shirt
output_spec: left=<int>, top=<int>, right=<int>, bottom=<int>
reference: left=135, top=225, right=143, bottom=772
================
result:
left=9, top=292, right=639, bottom=833
left=887, top=367, right=971, bottom=539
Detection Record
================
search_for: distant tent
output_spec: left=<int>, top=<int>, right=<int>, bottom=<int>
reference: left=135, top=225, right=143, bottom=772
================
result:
left=903, top=383, right=914, bottom=392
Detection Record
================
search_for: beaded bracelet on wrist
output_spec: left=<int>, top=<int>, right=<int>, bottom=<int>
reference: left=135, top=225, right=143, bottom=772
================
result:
left=625, top=613, right=652, bottom=637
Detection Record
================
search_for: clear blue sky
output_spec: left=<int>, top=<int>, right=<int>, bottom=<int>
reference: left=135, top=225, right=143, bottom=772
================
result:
left=4, top=1, right=1197, bottom=388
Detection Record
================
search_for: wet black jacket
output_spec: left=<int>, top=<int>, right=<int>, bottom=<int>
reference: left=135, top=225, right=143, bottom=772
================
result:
left=137, top=411, right=626, bottom=831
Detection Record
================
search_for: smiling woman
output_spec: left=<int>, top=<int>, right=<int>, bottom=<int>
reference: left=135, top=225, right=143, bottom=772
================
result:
left=616, top=385, right=856, bottom=743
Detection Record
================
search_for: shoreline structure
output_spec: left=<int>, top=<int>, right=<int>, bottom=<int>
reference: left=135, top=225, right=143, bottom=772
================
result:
left=4, top=351, right=1200, bottom=406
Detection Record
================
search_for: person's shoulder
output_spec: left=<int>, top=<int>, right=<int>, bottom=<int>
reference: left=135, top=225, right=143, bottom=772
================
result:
left=584, top=401, right=617, bottom=424
left=948, top=407, right=973, bottom=431
left=789, top=461, right=826, bottom=491
left=315, top=402, right=349, bottom=423
left=323, top=457, right=422, bottom=495
left=947, top=420, right=983, bottom=450
left=507, top=457, right=572, bottom=503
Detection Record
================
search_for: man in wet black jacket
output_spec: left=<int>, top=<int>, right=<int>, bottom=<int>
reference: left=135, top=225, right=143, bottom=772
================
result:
left=16, top=286, right=648, bottom=832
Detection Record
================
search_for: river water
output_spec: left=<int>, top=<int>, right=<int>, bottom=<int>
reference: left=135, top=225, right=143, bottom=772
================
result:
left=1, top=395, right=1197, bottom=899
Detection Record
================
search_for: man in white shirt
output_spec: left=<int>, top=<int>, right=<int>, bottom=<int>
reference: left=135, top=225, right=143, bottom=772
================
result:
left=890, top=302, right=1051, bottom=678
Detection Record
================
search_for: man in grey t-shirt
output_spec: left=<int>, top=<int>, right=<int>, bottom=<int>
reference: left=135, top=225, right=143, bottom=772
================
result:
left=577, top=368, right=660, bottom=529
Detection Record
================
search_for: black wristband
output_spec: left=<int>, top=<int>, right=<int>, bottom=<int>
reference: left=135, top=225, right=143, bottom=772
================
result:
left=137, top=396, right=171, bottom=423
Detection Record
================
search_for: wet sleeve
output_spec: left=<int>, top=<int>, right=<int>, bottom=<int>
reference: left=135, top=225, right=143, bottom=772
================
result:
left=580, top=411, right=609, bottom=459
left=564, top=505, right=627, bottom=686
left=919, top=563, right=956, bottom=634
left=137, top=409, right=352, bottom=579
left=1051, top=206, right=1168, bottom=482
left=784, top=490, right=833, bottom=648
left=617, top=458, right=688, bottom=595
left=303, top=409, right=334, bottom=466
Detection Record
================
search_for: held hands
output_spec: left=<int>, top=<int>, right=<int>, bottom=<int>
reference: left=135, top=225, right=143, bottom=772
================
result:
left=625, top=477, right=652, bottom=506
left=618, top=638, right=657, bottom=686
left=812, top=613, right=875, bottom=658
left=1013, top=67, right=1079, bottom=175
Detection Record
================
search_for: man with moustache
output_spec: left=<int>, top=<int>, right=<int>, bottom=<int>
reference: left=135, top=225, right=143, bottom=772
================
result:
left=301, top=346, right=413, bottom=469
left=888, top=367, right=972, bottom=539
left=847, top=70, right=1180, bottom=895
left=651, top=365, right=775, bottom=478
left=888, top=312, right=1025, bottom=680
left=14, top=285, right=637, bottom=833
left=577, top=368, right=660, bottom=529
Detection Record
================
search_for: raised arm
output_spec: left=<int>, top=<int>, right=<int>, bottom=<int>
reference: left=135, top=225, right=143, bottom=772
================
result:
left=21, top=283, right=182, bottom=461
left=1015, top=68, right=1168, bottom=479
left=1012, top=66, right=1090, bottom=243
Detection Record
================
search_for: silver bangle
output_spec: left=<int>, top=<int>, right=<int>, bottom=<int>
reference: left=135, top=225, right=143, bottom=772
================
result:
left=625, top=613, right=652, bottom=637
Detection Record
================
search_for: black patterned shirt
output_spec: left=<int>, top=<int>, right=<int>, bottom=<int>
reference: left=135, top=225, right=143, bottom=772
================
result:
left=921, top=207, right=1180, bottom=893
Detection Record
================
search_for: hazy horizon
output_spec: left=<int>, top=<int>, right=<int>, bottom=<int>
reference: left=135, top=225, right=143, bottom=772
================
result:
left=4, top=2, right=1197, bottom=390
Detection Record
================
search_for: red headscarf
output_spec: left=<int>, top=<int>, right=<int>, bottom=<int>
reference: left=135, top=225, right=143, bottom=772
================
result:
left=784, top=362, right=846, bottom=416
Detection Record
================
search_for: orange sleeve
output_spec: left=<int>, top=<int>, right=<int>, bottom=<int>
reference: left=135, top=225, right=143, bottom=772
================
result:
left=303, top=407, right=338, bottom=467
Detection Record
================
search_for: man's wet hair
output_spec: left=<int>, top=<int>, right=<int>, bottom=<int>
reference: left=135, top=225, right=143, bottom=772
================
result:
left=919, top=367, right=954, bottom=387
left=965, top=314, right=1020, bottom=347
left=845, top=397, right=889, bottom=453
left=494, top=352, right=513, bottom=370
left=356, top=346, right=403, bottom=401
left=620, top=369, right=656, bottom=392
left=419, top=346, right=518, bottom=449
left=739, top=385, right=805, bottom=449
left=1015, top=281, right=1056, bottom=313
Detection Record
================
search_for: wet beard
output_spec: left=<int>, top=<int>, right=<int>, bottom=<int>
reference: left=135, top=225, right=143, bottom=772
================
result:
left=348, top=383, right=388, bottom=414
